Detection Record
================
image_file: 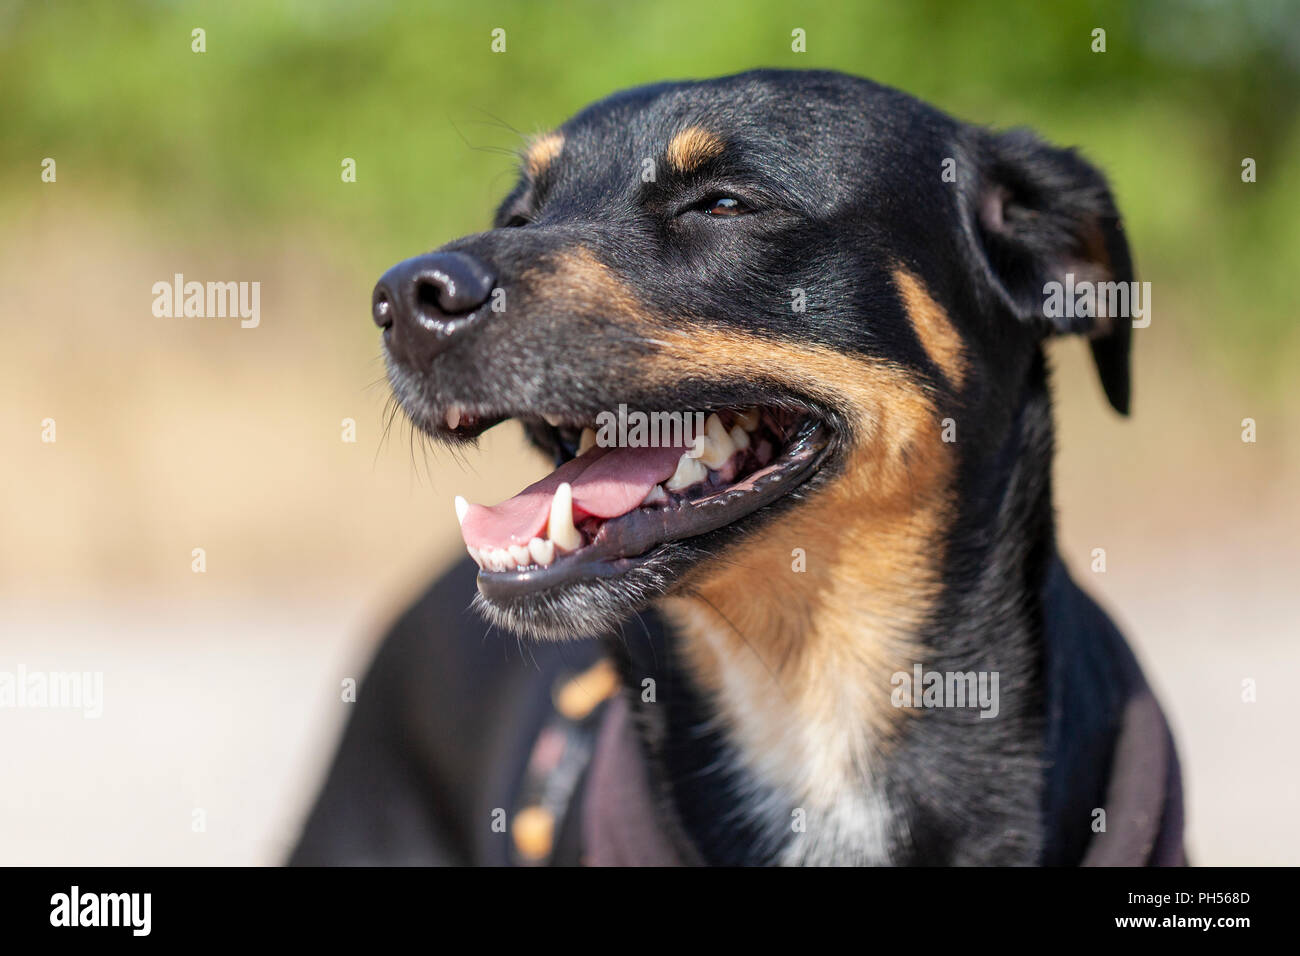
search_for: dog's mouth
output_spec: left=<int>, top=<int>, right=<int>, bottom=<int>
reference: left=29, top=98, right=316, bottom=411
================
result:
left=442, top=402, right=834, bottom=607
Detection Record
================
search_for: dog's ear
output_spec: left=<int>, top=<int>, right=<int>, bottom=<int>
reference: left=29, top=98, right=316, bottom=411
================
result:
left=961, top=128, right=1134, bottom=415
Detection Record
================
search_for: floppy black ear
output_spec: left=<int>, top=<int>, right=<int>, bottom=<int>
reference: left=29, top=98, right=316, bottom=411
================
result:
left=962, top=128, right=1134, bottom=415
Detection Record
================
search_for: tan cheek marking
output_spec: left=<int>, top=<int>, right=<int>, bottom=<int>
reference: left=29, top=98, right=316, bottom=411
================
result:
left=648, top=328, right=955, bottom=767
left=893, top=267, right=967, bottom=389
left=665, top=126, right=724, bottom=172
left=520, top=247, right=646, bottom=319
left=524, top=132, right=564, bottom=179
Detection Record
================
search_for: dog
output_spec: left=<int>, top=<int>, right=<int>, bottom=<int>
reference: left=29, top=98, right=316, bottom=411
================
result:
left=291, top=69, right=1183, bottom=866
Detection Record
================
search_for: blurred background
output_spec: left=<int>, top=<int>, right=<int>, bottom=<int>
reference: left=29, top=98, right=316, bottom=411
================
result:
left=1, top=0, right=1296, bottom=865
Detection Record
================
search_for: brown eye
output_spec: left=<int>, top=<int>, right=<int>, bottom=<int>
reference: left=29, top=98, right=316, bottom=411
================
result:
left=706, top=196, right=747, bottom=216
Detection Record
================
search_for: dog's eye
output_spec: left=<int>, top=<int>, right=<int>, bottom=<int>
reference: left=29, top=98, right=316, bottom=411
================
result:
left=503, top=214, right=531, bottom=228
left=702, top=196, right=749, bottom=217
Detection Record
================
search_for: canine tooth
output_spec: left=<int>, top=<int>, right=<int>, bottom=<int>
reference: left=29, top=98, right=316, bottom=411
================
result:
left=445, top=406, right=462, bottom=430
left=578, top=427, right=598, bottom=456
left=454, top=495, right=470, bottom=526
left=548, top=482, right=583, bottom=552
left=529, top=536, right=555, bottom=566
left=697, top=413, right=736, bottom=468
left=729, top=425, right=750, bottom=450
left=736, top=407, right=760, bottom=431
left=508, top=543, right=531, bottom=566
left=543, top=413, right=562, bottom=427
left=641, top=484, right=669, bottom=506
left=666, top=451, right=708, bottom=491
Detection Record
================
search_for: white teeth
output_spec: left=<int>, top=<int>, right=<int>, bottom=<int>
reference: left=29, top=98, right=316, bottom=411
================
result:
left=543, top=413, right=562, bottom=427
left=548, top=482, right=583, bottom=552
left=735, top=407, right=760, bottom=431
left=729, top=424, right=750, bottom=450
left=467, top=546, right=483, bottom=568
left=697, top=413, right=736, bottom=468
left=454, top=495, right=470, bottom=526
left=578, top=427, right=598, bottom=456
left=445, top=406, right=462, bottom=430
left=641, top=483, right=669, bottom=506
left=493, top=548, right=517, bottom=572
left=666, top=451, right=709, bottom=491
left=508, top=543, right=531, bottom=566
left=529, top=536, right=555, bottom=566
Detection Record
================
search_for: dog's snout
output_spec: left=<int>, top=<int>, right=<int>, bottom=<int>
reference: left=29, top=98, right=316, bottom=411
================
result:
left=372, top=251, right=496, bottom=361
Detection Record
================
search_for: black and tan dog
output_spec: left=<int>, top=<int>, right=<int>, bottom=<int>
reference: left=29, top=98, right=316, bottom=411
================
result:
left=292, top=69, right=1183, bottom=866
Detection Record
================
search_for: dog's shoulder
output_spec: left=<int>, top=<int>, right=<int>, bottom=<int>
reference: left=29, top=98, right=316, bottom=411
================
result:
left=1040, top=555, right=1149, bottom=863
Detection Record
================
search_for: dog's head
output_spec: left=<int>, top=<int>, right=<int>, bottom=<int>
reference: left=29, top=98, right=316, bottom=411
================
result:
left=373, top=69, right=1133, bottom=639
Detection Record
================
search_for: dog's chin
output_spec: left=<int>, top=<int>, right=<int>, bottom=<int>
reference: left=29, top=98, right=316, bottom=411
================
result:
left=470, top=543, right=693, bottom=640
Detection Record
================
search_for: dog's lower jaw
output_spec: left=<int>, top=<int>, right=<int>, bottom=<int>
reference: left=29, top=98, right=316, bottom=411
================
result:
left=470, top=559, right=677, bottom=641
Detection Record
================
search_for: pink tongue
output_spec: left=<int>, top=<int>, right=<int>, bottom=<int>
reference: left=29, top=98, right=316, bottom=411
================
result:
left=459, top=442, right=686, bottom=549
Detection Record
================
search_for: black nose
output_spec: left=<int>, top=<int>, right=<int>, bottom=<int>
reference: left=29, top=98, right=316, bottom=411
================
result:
left=372, top=251, right=496, bottom=362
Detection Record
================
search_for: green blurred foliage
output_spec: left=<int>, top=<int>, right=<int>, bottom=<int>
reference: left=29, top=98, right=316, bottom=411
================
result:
left=2, top=0, right=1297, bottom=389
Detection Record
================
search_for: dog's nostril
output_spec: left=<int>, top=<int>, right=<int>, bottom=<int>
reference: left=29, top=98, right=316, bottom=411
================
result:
left=372, top=289, right=394, bottom=329
left=416, top=276, right=450, bottom=314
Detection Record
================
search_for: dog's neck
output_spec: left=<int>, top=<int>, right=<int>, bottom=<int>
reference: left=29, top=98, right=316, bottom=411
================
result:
left=618, top=372, right=1066, bottom=865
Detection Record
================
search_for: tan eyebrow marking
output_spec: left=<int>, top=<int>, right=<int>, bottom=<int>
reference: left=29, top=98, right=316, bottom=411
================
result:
left=893, top=267, right=968, bottom=389
left=666, top=126, right=725, bottom=172
left=524, top=132, right=564, bottom=178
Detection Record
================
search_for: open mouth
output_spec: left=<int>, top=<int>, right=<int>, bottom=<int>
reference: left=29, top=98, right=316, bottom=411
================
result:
left=445, top=404, right=834, bottom=600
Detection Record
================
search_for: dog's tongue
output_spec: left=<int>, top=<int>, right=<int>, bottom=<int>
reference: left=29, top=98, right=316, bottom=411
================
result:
left=460, top=442, right=686, bottom=549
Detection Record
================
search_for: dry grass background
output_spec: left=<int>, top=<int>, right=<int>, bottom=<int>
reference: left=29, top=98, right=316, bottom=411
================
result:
left=1, top=190, right=1296, bottom=865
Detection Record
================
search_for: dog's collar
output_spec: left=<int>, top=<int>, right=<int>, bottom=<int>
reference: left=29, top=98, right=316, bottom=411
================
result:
left=578, top=680, right=1185, bottom=867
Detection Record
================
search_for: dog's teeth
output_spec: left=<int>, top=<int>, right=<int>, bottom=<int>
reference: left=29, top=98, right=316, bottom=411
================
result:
left=729, top=424, right=751, bottom=451
left=528, top=536, right=555, bottom=566
left=666, top=451, right=709, bottom=491
left=454, top=495, right=470, bottom=526
left=494, top=548, right=518, bottom=572
left=508, top=543, right=531, bottom=566
left=548, top=482, right=583, bottom=552
left=578, top=427, right=598, bottom=456
left=735, top=407, right=761, bottom=432
left=445, top=406, right=462, bottom=430
left=467, top=546, right=484, bottom=568
left=641, top=484, right=669, bottom=506
left=697, top=413, right=736, bottom=468
left=543, top=413, right=562, bottom=427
